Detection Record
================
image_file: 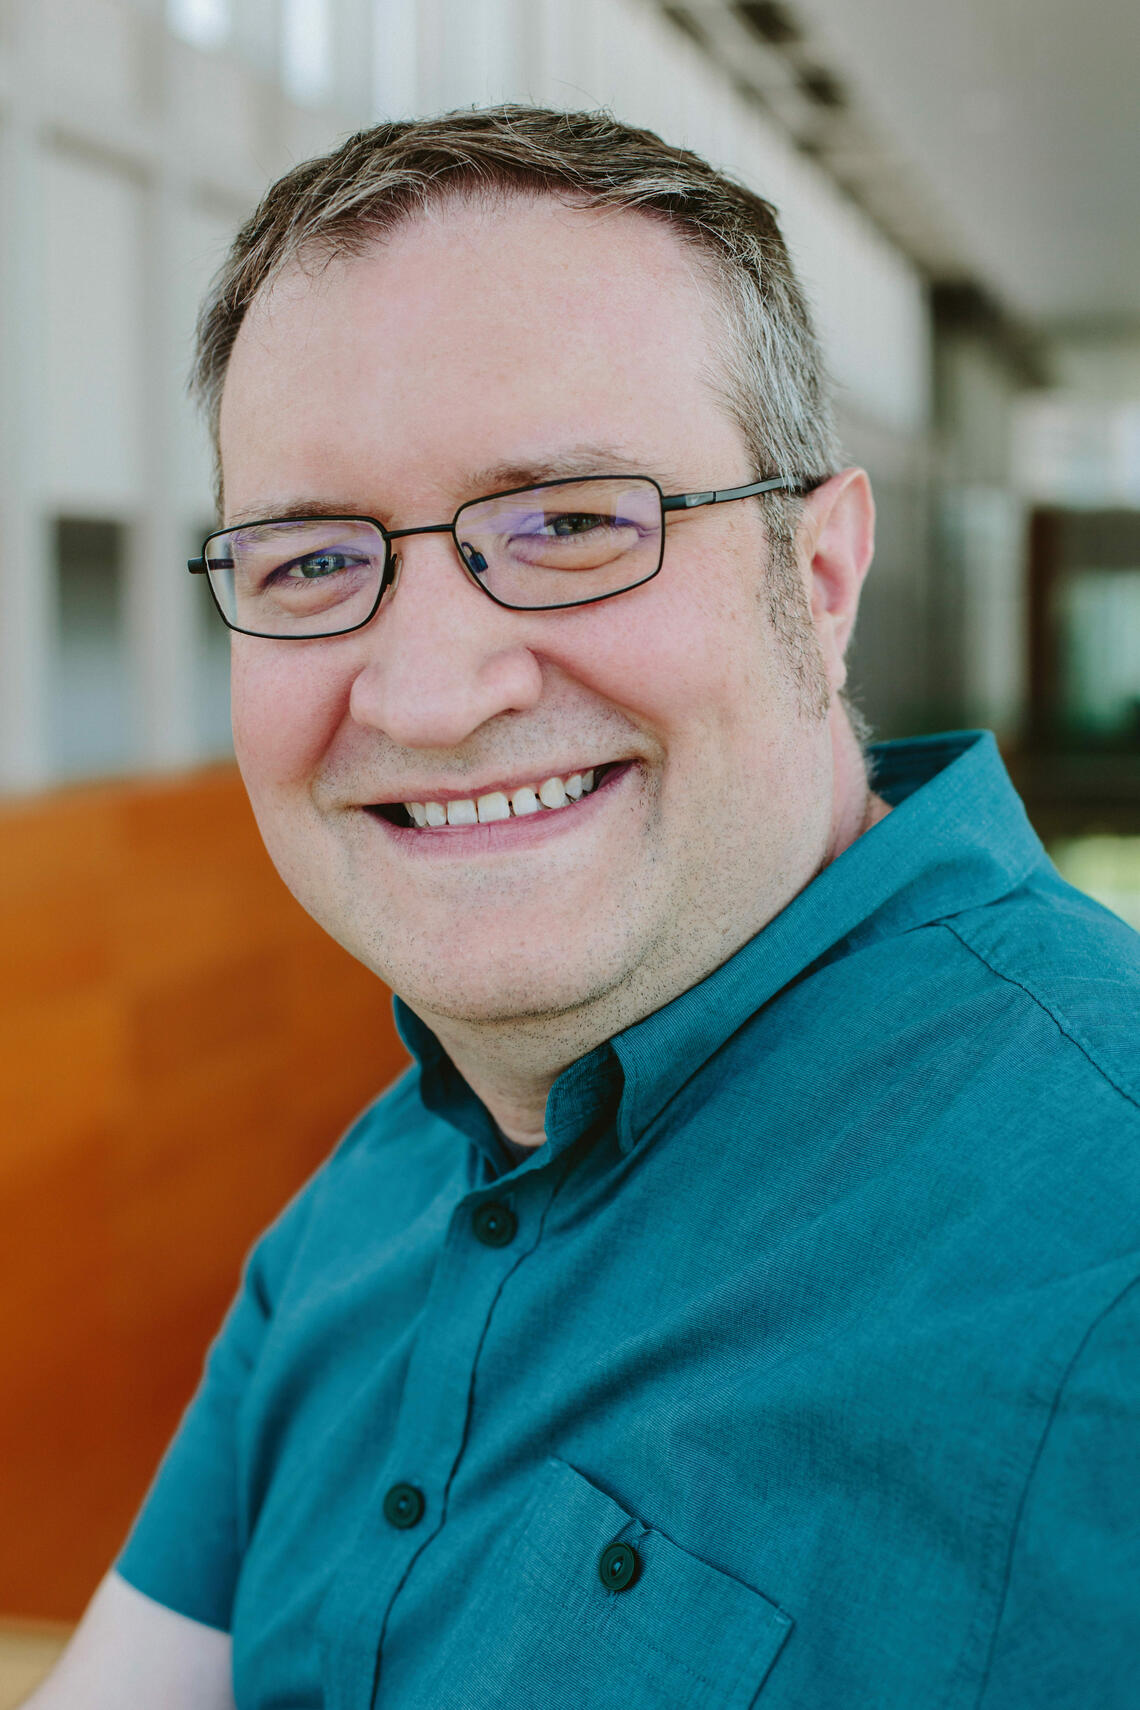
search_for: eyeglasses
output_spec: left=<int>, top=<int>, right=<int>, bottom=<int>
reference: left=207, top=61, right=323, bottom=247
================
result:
left=188, top=472, right=810, bottom=639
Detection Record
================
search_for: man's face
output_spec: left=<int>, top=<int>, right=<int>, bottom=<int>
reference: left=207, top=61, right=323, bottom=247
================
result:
left=221, top=198, right=846, bottom=1035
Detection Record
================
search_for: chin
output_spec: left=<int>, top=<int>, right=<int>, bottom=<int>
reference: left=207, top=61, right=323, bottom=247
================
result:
left=358, top=931, right=637, bottom=1031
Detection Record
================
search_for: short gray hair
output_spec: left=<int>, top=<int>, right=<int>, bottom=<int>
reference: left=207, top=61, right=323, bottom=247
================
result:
left=193, top=104, right=839, bottom=504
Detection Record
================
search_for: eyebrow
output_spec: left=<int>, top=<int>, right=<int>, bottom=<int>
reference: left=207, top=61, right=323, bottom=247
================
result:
left=462, top=444, right=668, bottom=492
left=224, top=498, right=376, bottom=529
left=224, top=445, right=679, bottom=529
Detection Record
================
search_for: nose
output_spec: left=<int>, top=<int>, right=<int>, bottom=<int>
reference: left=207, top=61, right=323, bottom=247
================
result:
left=347, top=534, right=544, bottom=748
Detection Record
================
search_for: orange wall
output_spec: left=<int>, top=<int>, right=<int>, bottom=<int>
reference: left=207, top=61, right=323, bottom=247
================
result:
left=0, top=768, right=409, bottom=1620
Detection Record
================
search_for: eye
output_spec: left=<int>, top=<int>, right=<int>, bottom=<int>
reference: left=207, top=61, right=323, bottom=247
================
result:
left=544, top=511, right=611, bottom=537
left=284, top=550, right=359, bottom=580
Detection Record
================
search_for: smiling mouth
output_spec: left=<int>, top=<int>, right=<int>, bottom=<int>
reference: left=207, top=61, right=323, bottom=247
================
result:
left=368, top=764, right=617, bottom=829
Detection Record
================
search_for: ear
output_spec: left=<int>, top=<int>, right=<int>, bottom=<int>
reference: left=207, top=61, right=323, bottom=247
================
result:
left=797, top=468, right=875, bottom=694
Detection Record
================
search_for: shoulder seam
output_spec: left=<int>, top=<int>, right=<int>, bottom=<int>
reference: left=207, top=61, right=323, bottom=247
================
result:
left=936, top=919, right=1140, bottom=1114
left=971, top=1269, right=1140, bottom=1709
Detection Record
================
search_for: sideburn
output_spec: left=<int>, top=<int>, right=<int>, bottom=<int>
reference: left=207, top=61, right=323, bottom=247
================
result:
left=763, top=523, right=831, bottom=723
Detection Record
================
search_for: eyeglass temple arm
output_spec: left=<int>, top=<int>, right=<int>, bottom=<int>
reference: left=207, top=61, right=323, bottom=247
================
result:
left=661, top=474, right=810, bottom=512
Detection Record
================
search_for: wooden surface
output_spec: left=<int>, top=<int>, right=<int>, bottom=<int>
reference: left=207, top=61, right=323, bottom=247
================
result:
left=0, top=767, right=409, bottom=1621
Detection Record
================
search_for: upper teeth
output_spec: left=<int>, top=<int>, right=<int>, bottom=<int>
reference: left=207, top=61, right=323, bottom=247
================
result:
left=406, top=769, right=597, bottom=827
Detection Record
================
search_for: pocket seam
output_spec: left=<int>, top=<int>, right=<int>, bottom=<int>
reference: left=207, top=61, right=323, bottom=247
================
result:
left=518, top=1472, right=793, bottom=1702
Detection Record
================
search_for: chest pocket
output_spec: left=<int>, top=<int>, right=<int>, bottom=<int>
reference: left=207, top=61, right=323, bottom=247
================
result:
left=401, top=1458, right=793, bottom=1709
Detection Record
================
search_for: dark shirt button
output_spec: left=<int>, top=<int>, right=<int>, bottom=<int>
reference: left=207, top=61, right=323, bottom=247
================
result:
left=472, top=1201, right=517, bottom=1247
left=598, top=1540, right=639, bottom=1591
left=383, top=1483, right=425, bottom=1529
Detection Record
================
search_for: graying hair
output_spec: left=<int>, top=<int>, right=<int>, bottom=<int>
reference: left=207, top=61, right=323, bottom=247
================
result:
left=193, top=104, right=839, bottom=497
left=193, top=104, right=845, bottom=722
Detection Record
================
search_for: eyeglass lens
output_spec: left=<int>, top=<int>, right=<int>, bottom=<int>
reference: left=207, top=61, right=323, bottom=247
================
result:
left=203, top=477, right=665, bottom=636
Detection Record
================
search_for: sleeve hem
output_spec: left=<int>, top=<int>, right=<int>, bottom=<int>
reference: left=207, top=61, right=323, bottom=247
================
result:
left=114, top=1550, right=234, bottom=1635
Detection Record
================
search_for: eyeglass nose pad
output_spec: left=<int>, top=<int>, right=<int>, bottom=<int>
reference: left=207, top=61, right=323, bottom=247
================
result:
left=459, top=541, right=488, bottom=576
left=383, top=550, right=402, bottom=600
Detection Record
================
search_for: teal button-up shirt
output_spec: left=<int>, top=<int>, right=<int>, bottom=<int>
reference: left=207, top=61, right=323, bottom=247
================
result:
left=118, top=732, right=1140, bottom=1709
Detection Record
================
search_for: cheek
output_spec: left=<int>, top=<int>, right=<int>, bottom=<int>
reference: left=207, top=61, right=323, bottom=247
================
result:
left=230, top=643, right=346, bottom=796
left=561, top=566, right=781, bottom=744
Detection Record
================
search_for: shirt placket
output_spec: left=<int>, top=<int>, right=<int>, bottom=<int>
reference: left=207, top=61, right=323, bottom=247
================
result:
left=317, top=1163, right=562, bottom=1710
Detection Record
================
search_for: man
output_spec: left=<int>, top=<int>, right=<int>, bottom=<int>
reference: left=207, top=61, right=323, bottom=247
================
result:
left=32, top=107, right=1139, bottom=1709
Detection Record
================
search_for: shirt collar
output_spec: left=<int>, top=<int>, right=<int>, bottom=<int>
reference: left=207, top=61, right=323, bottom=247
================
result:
left=610, top=729, right=1045, bottom=1152
left=394, top=996, right=624, bottom=1176
left=395, top=732, right=1046, bottom=1170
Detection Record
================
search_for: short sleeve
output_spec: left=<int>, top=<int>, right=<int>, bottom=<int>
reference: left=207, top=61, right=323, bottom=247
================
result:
left=115, top=1179, right=320, bottom=1631
left=978, top=1274, right=1140, bottom=1709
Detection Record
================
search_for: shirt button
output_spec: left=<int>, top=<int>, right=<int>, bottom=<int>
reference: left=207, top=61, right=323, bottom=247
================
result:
left=598, top=1540, right=640, bottom=1591
left=472, top=1201, right=517, bottom=1247
left=383, top=1483, right=425, bottom=1529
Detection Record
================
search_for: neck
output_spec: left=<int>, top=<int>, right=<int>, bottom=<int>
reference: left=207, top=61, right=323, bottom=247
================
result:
left=419, top=1013, right=575, bottom=1149
left=826, top=702, right=892, bottom=859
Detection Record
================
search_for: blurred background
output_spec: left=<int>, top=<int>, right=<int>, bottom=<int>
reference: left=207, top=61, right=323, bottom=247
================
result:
left=1, top=0, right=1138, bottom=1686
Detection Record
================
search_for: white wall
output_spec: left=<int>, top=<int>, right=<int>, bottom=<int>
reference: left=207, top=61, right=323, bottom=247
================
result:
left=43, top=155, right=148, bottom=515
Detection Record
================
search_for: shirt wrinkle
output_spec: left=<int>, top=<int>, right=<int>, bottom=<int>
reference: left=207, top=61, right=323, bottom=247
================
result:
left=114, top=727, right=1140, bottom=1709
left=936, top=918, right=1140, bottom=1113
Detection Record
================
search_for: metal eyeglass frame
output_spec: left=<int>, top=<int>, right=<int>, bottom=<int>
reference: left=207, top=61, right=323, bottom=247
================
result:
left=187, top=471, right=814, bottom=638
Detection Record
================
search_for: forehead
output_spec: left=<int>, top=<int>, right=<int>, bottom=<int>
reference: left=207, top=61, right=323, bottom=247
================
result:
left=218, top=197, right=741, bottom=511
